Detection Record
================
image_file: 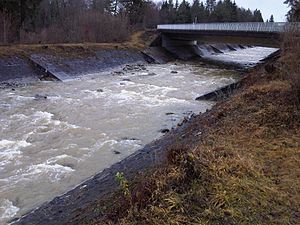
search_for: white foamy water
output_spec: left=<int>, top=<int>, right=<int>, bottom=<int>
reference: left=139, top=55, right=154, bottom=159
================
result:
left=0, top=200, right=19, bottom=220
left=203, top=47, right=278, bottom=67
left=0, top=48, right=276, bottom=224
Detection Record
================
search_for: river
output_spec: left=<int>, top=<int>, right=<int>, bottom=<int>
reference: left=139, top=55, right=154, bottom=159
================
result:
left=0, top=47, right=277, bottom=224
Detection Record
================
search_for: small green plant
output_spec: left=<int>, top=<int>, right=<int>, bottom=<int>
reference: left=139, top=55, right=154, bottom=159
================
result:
left=115, top=172, right=131, bottom=198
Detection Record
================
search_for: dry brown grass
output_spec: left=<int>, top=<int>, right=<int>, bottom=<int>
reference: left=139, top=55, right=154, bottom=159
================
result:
left=82, top=53, right=300, bottom=225
left=0, top=31, right=149, bottom=59
left=281, top=27, right=300, bottom=104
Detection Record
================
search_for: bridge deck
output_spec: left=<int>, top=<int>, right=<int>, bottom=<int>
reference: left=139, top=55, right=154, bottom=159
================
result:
left=158, top=22, right=300, bottom=33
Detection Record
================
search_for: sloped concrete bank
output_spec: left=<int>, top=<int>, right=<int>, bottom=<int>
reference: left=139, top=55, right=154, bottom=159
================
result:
left=0, top=42, right=254, bottom=85
left=0, top=57, right=40, bottom=84
left=0, top=49, right=145, bottom=84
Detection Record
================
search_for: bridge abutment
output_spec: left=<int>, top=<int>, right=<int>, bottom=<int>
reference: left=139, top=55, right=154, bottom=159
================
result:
left=161, top=34, right=197, bottom=48
left=161, top=34, right=199, bottom=60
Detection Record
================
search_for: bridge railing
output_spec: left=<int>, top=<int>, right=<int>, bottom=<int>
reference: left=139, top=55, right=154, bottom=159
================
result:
left=157, top=22, right=300, bottom=33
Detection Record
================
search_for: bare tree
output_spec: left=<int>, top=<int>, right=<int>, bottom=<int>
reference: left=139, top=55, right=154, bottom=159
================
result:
left=19, top=0, right=131, bottom=44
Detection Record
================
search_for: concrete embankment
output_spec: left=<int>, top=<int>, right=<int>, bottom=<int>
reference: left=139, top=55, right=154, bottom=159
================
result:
left=29, top=50, right=145, bottom=81
left=0, top=57, right=40, bottom=84
left=0, top=49, right=145, bottom=84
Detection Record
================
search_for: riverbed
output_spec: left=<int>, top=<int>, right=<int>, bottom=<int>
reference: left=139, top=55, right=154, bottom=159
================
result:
left=0, top=47, right=277, bottom=224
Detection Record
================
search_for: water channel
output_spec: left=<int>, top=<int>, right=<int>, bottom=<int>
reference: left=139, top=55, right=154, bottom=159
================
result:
left=0, top=47, right=277, bottom=224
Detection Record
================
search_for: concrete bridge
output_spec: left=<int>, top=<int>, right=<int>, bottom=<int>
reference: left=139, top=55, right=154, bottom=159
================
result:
left=157, top=22, right=300, bottom=48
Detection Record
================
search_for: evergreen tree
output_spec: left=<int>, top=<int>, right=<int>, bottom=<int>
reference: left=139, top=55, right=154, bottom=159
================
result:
left=214, top=1, right=225, bottom=22
left=191, top=0, right=206, bottom=23
left=159, top=1, right=170, bottom=23
left=143, top=1, right=160, bottom=28
left=209, top=0, right=238, bottom=22
left=176, top=0, right=191, bottom=23
left=0, top=0, right=42, bottom=39
left=0, top=0, right=42, bottom=26
left=120, top=0, right=147, bottom=25
left=253, top=9, right=264, bottom=22
left=284, top=0, right=300, bottom=21
left=159, top=0, right=176, bottom=23
left=167, top=0, right=176, bottom=23
left=159, top=0, right=266, bottom=24
left=206, top=0, right=216, bottom=13
left=269, top=14, right=274, bottom=22
left=230, top=0, right=238, bottom=21
left=175, top=0, right=179, bottom=10
left=242, top=8, right=255, bottom=21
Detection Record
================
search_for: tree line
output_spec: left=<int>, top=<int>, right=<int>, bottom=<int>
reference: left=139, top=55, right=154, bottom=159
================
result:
left=156, top=0, right=263, bottom=25
left=0, top=0, right=134, bottom=43
left=0, top=0, right=299, bottom=44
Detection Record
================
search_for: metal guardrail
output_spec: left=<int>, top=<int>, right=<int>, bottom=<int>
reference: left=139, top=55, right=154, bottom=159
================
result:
left=157, top=22, right=300, bottom=33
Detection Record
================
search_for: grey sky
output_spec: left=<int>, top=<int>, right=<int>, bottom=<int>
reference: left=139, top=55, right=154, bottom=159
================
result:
left=156, top=0, right=289, bottom=22
left=233, top=0, right=288, bottom=22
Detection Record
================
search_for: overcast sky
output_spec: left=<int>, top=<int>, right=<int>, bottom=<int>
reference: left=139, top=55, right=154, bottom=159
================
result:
left=156, top=0, right=289, bottom=22
left=233, top=0, right=288, bottom=22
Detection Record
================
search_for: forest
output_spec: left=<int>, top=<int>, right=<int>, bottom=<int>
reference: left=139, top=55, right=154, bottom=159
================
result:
left=0, top=0, right=298, bottom=44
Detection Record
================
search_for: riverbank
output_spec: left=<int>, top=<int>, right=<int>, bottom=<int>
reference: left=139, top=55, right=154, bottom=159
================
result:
left=66, top=52, right=299, bottom=224
left=4, top=57, right=240, bottom=224
left=0, top=31, right=271, bottom=85
left=10, top=49, right=300, bottom=224
left=0, top=31, right=156, bottom=84
left=0, top=31, right=152, bottom=58
left=3, top=31, right=298, bottom=224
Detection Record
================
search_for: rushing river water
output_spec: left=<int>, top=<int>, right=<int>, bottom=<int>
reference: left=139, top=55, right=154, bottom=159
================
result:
left=0, top=47, right=277, bottom=224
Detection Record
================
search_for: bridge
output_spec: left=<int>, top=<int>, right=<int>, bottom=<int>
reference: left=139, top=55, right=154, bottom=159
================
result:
left=157, top=22, right=300, bottom=48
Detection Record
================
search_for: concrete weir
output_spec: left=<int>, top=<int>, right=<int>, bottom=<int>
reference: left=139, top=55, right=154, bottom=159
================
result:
left=158, top=33, right=250, bottom=60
